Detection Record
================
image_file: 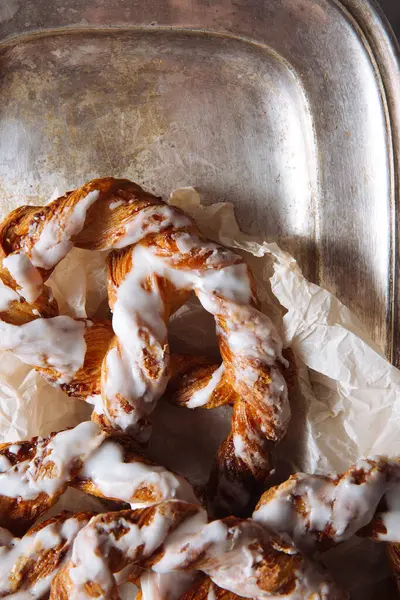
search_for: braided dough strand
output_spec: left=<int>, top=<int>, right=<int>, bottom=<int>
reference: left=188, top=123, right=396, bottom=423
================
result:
left=176, top=574, right=241, bottom=599
left=0, top=177, right=290, bottom=515
left=253, top=456, right=400, bottom=552
left=0, top=422, right=198, bottom=535
left=51, top=501, right=345, bottom=600
left=0, top=510, right=92, bottom=598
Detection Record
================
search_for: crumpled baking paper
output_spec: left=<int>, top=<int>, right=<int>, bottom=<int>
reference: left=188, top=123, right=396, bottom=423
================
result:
left=0, top=187, right=398, bottom=598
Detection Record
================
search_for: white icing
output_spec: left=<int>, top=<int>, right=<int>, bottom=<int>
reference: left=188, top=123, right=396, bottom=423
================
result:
left=114, top=205, right=191, bottom=249
left=140, top=571, right=195, bottom=600
left=0, top=278, right=20, bottom=311
left=0, top=455, right=11, bottom=472
left=68, top=503, right=205, bottom=599
left=157, top=518, right=339, bottom=600
left=197, top=262, right=252, bottom=305
left=103, top=241, right=279, bottom=435
left=153, top=510, right=212, bottom=574
left=3, top=252, right=43, bottom=302
left=109, top=199, right=124, bottom=210
left=187, top=364, right=225, bottom=409
left=58, top=499, right=339, bottom=600
left=30, top=189, right=100, bottom=269
left=253, top=457, right=400, bottom=550
left=0, top=316, right=87, bottom=384
left=207, top=585, right=217, bottom=600
left=80, top=439, right=198, bottom=506
left=104, top=246, right=170, bottom=431
left=69, top=523, right=114, bottom=597
left=174, top=232, right=205, bottom=254
left=375, top=475, right=400, bottom=541
left=0, top=515, right=87, bottom=598
left=0, top=527, right=13, bottom=546
left=331, top=460, right=385, bottom=539
left=8, top=444, right=21, bottom=454
left=2, top=184, right=288, bottom=489
left=86, top=393, right=104, bottom=416
left=172, top=231, right=237, bottom=265
left=0, top=421, right=106, bottom=500
left=233, top=434, right=246, bottom=461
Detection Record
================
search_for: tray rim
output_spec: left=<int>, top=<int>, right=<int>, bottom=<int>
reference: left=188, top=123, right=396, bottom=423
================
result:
left=338, top=1, right=400, bottom=366
left=0, top=0, right=399, bottom=362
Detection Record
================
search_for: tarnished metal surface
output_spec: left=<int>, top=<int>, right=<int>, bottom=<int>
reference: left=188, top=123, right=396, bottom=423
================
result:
left=0, top=0, right=399, bottom=362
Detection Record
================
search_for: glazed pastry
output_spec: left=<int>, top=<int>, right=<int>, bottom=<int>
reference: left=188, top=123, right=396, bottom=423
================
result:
left=51, top=500, right=346, bottom=600
left=0, top=511, right=92, bottom=598
left=253, top=456, right=400, bottom=551
left=387, top=543, right=400, bottom=593
left=174, top=574, right=241, bottom=599
left=0, top=421, right=198, bottom=535
left=0, top=177, right=290, bottom=515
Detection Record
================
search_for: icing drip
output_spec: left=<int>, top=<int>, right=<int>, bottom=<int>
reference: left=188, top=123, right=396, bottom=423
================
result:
left=80, top=439, right=198, bottom=506
left=0, top=316, right=87, bottom=384
left=0, top=279, right=20, bottom=311
left=114, top=205, right=191, bottom=248
left=253, top=456, right=400, bottom=549
left=103, top=241, right=288, bottom=452
left=0, top=422, right=106, bottom=500
left=66, top=503, right=208, bottom=600
left=31, top=189, right=100, bottom=269
left=3, top=252, right=43, bottom=303
left=186, top=364, right=225, bottom=409
left=0, top=514, right=89, bottom=599
left=140, top=571, right=196, bottom=600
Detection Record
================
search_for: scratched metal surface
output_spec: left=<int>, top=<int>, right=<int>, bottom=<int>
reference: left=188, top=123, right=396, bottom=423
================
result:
left=0, top=0, right=399, bottom=365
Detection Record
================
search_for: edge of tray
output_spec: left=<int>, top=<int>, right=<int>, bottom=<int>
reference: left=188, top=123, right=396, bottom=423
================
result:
left=338, top=0, right=400, bottom=364
left=0, top=0, right=399, bottom=361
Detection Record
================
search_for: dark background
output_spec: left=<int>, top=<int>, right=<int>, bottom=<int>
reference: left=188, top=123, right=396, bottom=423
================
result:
left=378, top=0, right=400, bottom=38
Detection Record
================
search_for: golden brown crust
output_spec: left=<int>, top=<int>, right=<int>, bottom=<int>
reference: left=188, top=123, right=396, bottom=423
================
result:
left=51, top=503, right=202, bottom=600
left=50, top=503, right=344, bottom=600
left=175, top=574, right=243, bottom=599
left=388, top=543, right=400, bottom=594
left=0, top=177, right=290, bottom=517
left=2, top=511, right=93, bottom=597
left=0, top=424, right=200, bottom=535
left=0, top=433, right=76, bottom=535
left=167, top=354, right=238, bottom=409
left=254, top=457, right=400, bottom=553
left=72, top=432, right=165, bottom=505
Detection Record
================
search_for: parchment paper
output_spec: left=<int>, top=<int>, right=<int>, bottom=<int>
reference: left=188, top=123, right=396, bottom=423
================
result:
left=0, top=187, right=398, bottom=598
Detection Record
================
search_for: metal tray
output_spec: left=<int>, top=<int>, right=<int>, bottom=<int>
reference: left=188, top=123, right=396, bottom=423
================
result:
left=0, top=0, right=399, bottom=362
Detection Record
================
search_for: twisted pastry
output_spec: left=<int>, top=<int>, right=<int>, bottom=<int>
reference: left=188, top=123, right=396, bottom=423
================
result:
left=252, top=456, right=400, bottom=552
left=51, top=500, right=345, bottom=599
left=0, top=177, right=290, bottom=515
left=0, top=510, right=92, bottom=598
left=136, top=572, right=206, bottom=600
left=175, top=574, right=239, bottom=599
left=0, top=421, right=198, bottom=535
left=387, top=543, right=400, bottom=593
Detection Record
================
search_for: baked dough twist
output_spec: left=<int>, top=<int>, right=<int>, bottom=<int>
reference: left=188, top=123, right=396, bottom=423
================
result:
left=51, top=500, right=346, bottom=600
left=253, top=456, right=400, bottom=552
left=0, top=511, right=92, bottom=598
left=0, top=421, right=197, bottom=536
left=0, top=177, right=290, bottom=515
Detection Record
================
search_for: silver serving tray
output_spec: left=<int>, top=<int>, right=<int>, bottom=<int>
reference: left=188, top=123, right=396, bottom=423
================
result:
left=0, top=0, right=399, bottom=361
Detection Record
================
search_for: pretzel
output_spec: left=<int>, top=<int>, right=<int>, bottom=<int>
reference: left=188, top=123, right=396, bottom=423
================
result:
left=50, top=500, right=346, bottom=599
left=0, top=510, right=92, bottom=598
left=252, top=456, right=400, bottom=552
left=0, top=421, right=198, bottom=536
left=0, top=177, right=290, bottom=515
